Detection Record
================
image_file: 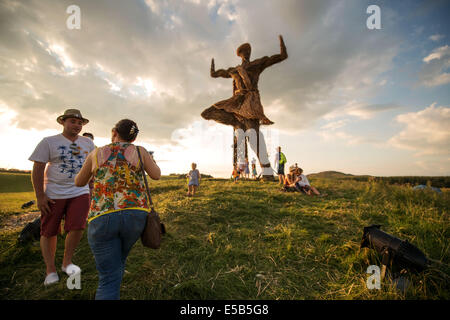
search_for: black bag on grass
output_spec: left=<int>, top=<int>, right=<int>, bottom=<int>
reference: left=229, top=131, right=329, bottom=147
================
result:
left=18, top=217, right=41, bottom=244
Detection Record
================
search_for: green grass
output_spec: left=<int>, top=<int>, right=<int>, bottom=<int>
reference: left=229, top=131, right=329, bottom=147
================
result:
left=0, top=172, right=33, bottom=193
left=0, top=174, right=449, bottom=300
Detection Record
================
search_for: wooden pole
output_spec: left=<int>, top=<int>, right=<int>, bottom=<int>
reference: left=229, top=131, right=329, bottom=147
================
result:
left=233, top=128, right=237, bottom=168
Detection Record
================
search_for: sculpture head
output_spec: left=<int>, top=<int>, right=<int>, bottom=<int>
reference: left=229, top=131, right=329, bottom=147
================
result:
left=236, top=43, right=251, bottom=61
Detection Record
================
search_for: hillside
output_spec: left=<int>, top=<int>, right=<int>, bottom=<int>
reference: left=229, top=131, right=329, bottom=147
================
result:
left=0, top=172, right=34, bottom=193
left=307, top=171, right=356, bottom=179
left=0, top=175, right=449, bottom=300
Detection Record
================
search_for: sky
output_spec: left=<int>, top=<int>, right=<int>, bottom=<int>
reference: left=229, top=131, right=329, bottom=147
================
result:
left=0, top=0, right=449, bottom=178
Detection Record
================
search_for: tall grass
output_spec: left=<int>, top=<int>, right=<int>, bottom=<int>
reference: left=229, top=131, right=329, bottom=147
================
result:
left=0, top=176, right=448, bottom=300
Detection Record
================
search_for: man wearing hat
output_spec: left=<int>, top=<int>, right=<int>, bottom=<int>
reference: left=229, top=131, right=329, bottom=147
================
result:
left=29, top=109, right=95, bottom=285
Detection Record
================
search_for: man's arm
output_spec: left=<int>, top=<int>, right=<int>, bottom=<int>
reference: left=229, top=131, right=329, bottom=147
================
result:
left=210, top=58, right=233, bottom=78
left=32, top=161, right=54, bottom=215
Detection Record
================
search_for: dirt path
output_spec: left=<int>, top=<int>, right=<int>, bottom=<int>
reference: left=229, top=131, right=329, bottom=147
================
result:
left=0, top=211, right=40, bottom=232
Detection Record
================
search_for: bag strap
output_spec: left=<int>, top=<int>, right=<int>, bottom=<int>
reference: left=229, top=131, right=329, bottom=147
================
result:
left=136, top=146, right=155, bottom=211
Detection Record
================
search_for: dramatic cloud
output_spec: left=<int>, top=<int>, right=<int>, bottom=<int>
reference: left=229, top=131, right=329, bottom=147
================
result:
left=0, top=0, right=402, bottom=144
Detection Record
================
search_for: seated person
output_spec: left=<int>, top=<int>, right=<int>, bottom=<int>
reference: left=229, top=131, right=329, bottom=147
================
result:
left=282, top=166, right=300, bottom=192
left=295, top=168, right=325, bottom=196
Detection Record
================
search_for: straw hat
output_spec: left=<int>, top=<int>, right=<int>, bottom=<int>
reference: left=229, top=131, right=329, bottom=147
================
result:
left=57, top=109, right=89, bottom=125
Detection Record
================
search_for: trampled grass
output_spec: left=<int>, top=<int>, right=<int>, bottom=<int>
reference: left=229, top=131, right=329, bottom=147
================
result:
left=0, top=175, right=449, bottom=300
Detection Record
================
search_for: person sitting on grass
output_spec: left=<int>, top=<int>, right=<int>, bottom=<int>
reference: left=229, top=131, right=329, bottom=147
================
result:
left=295, top=168, right=325, bottom=197
left=282, top=165, right=300, bottom=192
left=186, top=163, right=200, bottom=197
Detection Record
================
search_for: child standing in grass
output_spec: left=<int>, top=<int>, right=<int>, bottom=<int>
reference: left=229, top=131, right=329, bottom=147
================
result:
left=186, top=163, right=200, bottom=197
left=251, top=163, right=257, bottom=179
left=231, top=165, right=240, bottom=183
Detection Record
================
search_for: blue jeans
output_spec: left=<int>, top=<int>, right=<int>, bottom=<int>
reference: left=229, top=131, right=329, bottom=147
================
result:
left=87, top=209, right=147, bottom=300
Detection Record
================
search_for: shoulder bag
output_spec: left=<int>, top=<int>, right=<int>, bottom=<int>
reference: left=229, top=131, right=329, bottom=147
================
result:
left=136, top=146, right=166, bottom=249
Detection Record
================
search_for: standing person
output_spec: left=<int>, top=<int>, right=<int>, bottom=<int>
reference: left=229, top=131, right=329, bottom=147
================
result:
left=273, top=146, right=287, bottom=185
left=244, top=158, right=250, bottom=179
left=186, top=163, right=200, bottom=197
left=75, top=119, right=161, bottom=300
left=231, top=165, right=240, bottom=183
left=237, top=159, right=246, bottom=179
left=251, top=163, right=257, bottom=180
left=28, top=109, right=95, bottom=285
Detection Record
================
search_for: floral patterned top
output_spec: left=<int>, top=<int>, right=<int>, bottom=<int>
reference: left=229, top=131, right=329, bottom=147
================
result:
left=88, top=142, right=149, bottom=222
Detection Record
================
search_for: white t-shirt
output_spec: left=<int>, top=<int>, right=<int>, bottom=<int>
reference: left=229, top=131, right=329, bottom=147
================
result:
left=297, top=174, right=310, bottom=187
left=29, top=134, right=95, bottom=199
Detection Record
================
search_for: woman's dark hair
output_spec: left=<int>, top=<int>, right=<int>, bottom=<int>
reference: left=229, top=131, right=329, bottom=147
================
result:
left=82, top=132, right=94, bottom=140
left=114, top=119, right=139, bottom=142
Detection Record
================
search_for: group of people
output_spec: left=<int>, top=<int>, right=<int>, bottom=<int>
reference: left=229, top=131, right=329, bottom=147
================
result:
left=28, top=108, right=325, bottom=301
left=282, top=165, right=324, bottom=196
left=228, top=146, right=324, bottom=198
left=231, top=158, right=259, bottom=182
left=29, top=108, right=161, bottom=299
left=274, top=146, right=325, bottom=196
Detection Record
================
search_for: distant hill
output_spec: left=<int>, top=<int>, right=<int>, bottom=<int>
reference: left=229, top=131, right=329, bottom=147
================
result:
left=307, top=171, right=449, bottom=188
left=307, top=171, right=358, bottom=179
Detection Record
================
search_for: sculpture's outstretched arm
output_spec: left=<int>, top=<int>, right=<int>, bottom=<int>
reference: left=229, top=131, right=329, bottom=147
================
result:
left=210, top=58, right=233, bottom=78
left=253, top=35, right=288, bottom=71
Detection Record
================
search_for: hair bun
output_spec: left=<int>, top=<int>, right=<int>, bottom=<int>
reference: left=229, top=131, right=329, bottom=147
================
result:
left=115, top=119, right=139, bottom=142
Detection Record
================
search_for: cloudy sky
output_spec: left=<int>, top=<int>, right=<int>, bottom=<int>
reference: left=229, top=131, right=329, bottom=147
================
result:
left=0, top=0, right=449, bottom=177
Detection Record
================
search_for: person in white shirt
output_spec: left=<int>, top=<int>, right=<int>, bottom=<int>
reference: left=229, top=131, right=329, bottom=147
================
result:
left=295, top=167, right=324, bottom=196
left=29, top=109, right=95, bottom=285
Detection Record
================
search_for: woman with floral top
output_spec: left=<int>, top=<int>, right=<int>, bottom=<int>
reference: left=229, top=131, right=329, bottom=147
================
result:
left=75, top=119, right=160, bottom=299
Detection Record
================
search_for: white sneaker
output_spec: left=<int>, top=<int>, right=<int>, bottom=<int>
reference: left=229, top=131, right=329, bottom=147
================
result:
left=62, top=263, right=81, bottom=276
left=44, top=272, right=59, bottom=286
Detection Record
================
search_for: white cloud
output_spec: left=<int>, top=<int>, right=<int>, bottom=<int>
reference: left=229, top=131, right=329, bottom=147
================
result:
left=325, top=101, right=400, bottom=120
left=423, top=45, right=450, bottom=63
left=429, top=34, right=445, bottom=42
left=420, top=45, right=450, bottom=87
left=320, top=119, right=348, bottom=130
left=389, top=103, right=450, bottom=157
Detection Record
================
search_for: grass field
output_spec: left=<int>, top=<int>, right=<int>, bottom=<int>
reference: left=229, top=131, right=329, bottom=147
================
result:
left=0, top=173, right=449, bottom=300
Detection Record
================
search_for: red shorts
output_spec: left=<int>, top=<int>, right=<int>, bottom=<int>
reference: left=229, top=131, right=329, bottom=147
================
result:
left=40, top=193, right=90, bottom=237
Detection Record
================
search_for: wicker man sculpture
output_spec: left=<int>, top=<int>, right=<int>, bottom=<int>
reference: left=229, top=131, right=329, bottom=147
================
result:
left=201, top=35, right=288, bottom=179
